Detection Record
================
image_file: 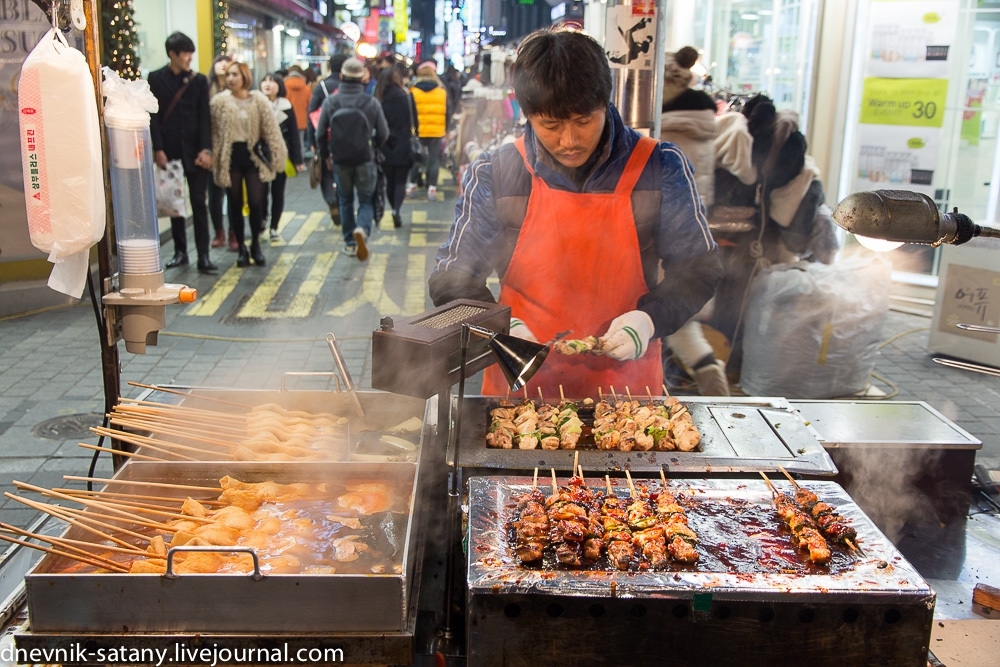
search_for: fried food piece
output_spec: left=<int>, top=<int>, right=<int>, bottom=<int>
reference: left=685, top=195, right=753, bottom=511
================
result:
left=181, top=497, right=209, bottom=518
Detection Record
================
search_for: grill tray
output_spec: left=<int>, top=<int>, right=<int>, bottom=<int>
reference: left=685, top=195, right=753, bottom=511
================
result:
left=457, top=396, right=837, bottom=475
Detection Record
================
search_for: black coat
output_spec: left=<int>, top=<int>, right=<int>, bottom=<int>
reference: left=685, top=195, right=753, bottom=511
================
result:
left=275, top=99, right=304, bottom=167
left=379, top=86, right=416, bottom=168
left=306, top=75, right=340, bottom=149
left=148, top=66, right=211, bottom=174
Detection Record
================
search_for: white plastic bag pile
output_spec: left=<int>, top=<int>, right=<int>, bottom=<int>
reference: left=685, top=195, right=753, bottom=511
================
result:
left=18, top=29, right=105, bottom=298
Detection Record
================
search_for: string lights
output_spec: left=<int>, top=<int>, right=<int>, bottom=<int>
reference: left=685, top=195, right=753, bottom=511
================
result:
left=214, top=1, right=230, bottom=56
left=100, top=0, right=140, bottom=79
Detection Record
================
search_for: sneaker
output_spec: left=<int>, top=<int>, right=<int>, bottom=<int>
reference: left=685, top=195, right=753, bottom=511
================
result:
left=405, top=184, right=417, bottom=198
left=353, top=228, right=369, bottom=261
left=427, top=186, right=437, bottom=202
left=269, top=229, right=279, bottom=241
left=343, top=245, right=357, bottom=257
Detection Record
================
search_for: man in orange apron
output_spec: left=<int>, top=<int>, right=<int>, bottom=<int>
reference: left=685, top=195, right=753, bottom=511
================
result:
left=429, top=29, right=721, bottom=398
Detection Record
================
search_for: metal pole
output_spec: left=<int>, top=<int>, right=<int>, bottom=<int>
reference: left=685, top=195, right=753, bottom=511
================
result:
left=82, top=0, right=124, bottom=464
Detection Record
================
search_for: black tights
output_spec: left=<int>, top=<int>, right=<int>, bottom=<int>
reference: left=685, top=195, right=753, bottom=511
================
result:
left=226, top=142, right=265, bottom=247
left=384, top=165, right=409, bottom=215
left=264, top=172, right=287, bottom=231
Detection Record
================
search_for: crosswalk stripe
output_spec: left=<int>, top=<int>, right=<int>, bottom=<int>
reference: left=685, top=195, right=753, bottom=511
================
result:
left=404, top=254, right=426, bottom=314
left=288, top=211, right=325, bottom=246
left=237, top=254, right=296, bottom=318
left=327, top=254, right=401, bottom=317
left=267, top=251, right=337, bottom=318
left=184, top=265, right=244, bottom=316
left=410, top=210, right=427, bottom=223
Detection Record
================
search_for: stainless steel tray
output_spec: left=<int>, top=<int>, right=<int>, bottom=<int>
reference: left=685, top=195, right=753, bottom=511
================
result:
left=25, top=461, right=420, bottom=633
left=467, top=476, right=934, bottom=604
left=457, top=396, right=837, bottom=475
left=126, top=388, right=426, bottom=463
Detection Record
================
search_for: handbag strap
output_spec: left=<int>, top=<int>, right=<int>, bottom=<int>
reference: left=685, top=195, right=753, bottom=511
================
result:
left=407, top=92, right=417, bottom=136
left=161, top=76, right=192, bottom=124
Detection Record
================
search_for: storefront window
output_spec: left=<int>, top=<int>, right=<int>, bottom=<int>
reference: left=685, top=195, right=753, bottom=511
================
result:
left=700, top=0, right=819, bottom=130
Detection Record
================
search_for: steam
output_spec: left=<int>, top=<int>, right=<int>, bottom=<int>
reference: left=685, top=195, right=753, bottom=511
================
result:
left=834, top=446, right=944, bottom=543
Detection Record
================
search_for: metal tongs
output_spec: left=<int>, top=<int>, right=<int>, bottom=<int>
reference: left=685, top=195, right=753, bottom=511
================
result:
left=326, top=333, right=365, bottom=418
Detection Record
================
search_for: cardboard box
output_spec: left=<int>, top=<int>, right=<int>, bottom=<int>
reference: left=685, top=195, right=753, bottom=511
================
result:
left=929, top=238, right=1000, bottom=366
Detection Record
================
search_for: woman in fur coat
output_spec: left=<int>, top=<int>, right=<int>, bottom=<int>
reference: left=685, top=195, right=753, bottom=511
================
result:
left=210, top=61, right=287, bottom=267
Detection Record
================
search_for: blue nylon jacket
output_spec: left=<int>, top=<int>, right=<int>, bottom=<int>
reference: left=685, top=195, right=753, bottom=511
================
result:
left=429, top=104, right=721, bottom=338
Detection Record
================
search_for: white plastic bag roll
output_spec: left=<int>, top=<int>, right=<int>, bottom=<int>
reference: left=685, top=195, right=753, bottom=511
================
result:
left=18, top=29, right=106, bottom=298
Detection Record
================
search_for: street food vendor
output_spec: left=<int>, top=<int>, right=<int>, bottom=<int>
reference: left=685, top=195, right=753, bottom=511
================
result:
left=428, top=28, right=721, bottom=397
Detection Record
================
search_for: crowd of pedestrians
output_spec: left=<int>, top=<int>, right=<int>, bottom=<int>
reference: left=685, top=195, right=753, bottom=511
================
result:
left=149, top=32, right=458, bottom=270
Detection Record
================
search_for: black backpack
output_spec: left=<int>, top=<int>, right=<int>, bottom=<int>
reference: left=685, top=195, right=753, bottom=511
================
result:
left=328, top=95, right=374, bottom=167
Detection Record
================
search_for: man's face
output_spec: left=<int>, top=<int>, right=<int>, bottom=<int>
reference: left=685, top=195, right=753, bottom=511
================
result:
left=527, top=108, right=606, bottom=169
left=168, top=50, right=193, bottom=72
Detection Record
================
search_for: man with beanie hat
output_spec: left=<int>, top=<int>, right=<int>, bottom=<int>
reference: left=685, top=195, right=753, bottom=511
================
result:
left=316, top=57, right=389, bottom=261
left=308, top=53, right=350, bottom=227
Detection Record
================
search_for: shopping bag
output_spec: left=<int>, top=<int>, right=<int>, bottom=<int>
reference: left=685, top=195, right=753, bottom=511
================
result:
left=155, top=160, right=188, bottom=218
left=410, top=135, right=428, bottom=166
left=285, top=158, right=297, bottom=178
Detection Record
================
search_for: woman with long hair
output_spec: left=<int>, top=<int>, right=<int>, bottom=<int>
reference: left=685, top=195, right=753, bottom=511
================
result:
left=208, top=54, right=232, bottom=248
left=375, top=66, right=415, bottom=228
left=260, top=72, right=304, bottom=240
left=210, top=61, right=287, bottom=267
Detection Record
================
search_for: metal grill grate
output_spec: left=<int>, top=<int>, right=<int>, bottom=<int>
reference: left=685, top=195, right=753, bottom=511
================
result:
left=415, top=305, right=487, bottom=329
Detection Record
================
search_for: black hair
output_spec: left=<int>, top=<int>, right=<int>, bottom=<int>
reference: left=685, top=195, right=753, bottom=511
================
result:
left=262, top=72, right=287, bottom=98
left=674, top=46, right=699, bottom=70
left=375, top=66, right=404, bottom=101
left=165, top=32, right=195, bottom=57
left=512, top=29, right=611, bottom=119
left=329, top=54, right=349, bottom=78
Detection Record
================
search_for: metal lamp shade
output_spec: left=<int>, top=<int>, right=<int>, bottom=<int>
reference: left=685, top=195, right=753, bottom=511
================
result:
left=489, top=333, right=549, bottom=391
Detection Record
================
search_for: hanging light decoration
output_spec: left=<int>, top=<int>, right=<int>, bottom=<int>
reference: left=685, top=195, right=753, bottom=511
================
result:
left=214, top=1, right=230, bottom=56
left=100, top=0, right=141, bottom=80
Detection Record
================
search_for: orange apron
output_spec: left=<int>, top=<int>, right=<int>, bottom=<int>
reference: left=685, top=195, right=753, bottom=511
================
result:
left=482, top=136, right=663, bottom=398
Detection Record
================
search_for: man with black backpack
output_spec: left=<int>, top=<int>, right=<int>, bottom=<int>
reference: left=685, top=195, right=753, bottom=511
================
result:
left=316, top=58, right=389, bottom=261
left=307, top=54, right=349, bottom=227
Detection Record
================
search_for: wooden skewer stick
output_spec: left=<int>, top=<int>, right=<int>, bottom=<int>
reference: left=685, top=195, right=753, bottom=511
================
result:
left=89, top=427, right=198, bottom=461
left=63, top=476, right=222, bottom=493
left=550, top=468, right=558, bottom=495
left=662, top=384, right=671, bottom=399
left=42, top=504, right=179, bottom=535
left=559, top=385, right=565, bottom=402
left=3, top=493, right=142, bottom=549
left=78, top=443, right=165, bottom=462
left=13, top=481, right=180, bottom=532
left=537, top=387, right=545, bottom=404
left=56, top=492, right=194, bottom=514
left=0, top=523, right=144, bottom=556
left=108, top=416, right=240, bottom=446
left=624, top=469, right=637, bottom=499
left=572, top=451, right=579, bottom=479
left=758, top=471, right=778, bottom=497
left=845, top=538, right=866, bottom=557
left=126, top=382, right=249, bottom=409
left=646, top=386, right=655, bottom=404
left=532, top=467, right=539, bottom=490
left=625, top=387, right=633, bottom=402
left=523, top=386, right=529, bottom=401
left=598, top=387, right=603, bottom=401
left=609, top=385, right=618, bottom=402
left=30, top=489, right=214, bottom=525
left=55, top=488, right=223, bottom=507
left=605, top=474, right=614, bottom=496
left=778, top=466, right=799, bottom=489
left=92, top=426, right=221, bottom=459
left=660, top=469, right=668, bottom=488
left=111, top=407, right=247, bottom=431
left=0, top=523, right=131, bottom=570
left=117, top=398, right=248, bottom=421
left=0, top=532, right=129, bottom=573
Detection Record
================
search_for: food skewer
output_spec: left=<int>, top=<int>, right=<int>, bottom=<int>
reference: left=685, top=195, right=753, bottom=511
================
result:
left=559, top=385, right=565, bottom=402
left=545, top=468, right=587, bottom=566
left=116, top=398, right=248, bottom=422
left=656, top=470, right=699, bottom=563
left=126, top=382, right=249, bottom=408
left=0, top=522, right=145, bottom=556
left=14, top=480, right=189, bottom=530
left=511, top=469, right=550, bottom=564
left=0, top=524, right=134, bottom=569
left=600, top=474, right=635, bottom=570
left=64, top=476, right=223, bottom=493
left=567, top=464, right=605, bottom=561
left=78, top=443, right=165, bottom=462
left=759, top=472, right=831, bottom=565
left=106, top=417, right=238, bottom=447
left=777, top=467, right=863, bottom=556
left=55, top=488, right=223, bottom=507
left=4, top=493, right=148, bottom=548
left=0, top=532, right=130, bottom=573
left=91, top=426, right=222, bottom=459
left=623, top=471, right=669, bottom=568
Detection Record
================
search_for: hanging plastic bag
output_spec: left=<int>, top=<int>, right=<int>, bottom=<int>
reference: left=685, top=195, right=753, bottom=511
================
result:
left=18, top=29, right=106, bottom=298
left=739, top=254, right=891, bottom=399
left=155, top=159, right=188, bottom=217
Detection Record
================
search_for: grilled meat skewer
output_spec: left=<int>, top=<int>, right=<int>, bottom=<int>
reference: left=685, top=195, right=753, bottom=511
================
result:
left=760, top=473, right=831, bottom=565
left=778, top=468, right=859, bottom=548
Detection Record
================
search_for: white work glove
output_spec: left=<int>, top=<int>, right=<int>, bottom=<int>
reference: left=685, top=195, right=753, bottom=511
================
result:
left=600, top=310, right=655, bottom=361
left=509, top=317, right=538, bottom=343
